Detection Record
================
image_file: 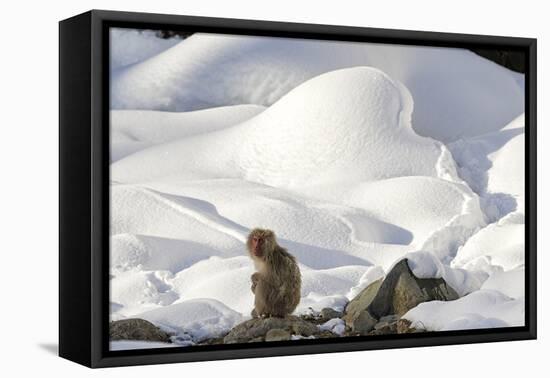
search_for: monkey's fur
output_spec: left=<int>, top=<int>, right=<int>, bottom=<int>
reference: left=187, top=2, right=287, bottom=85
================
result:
left=247, top=228, right=301, bottom=318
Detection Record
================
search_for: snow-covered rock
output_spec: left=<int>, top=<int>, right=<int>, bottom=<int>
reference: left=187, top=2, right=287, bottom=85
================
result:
left=342, top=259, right=459, bottom=333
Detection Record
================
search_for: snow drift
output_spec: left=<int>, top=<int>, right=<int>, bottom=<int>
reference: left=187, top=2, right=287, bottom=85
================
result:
left=112, top=67, right=450, bottom=186
left=111, top=33, right=524, bottom=142
left=109, top=31, right=526, bottom=346
left=111, top=104, right=264, bottom=161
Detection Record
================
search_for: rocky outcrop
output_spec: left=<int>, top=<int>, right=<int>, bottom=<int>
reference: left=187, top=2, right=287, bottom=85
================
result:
left=343, top=259, right=458, bottom=334
left=109, top=318, right=172, bottom=342
left=223, top=316, right=328, bottom=344
left=320, top=308, right=344, bottom=320
left=110, top=259, right=458, bottom=346
left=367, top=318, right=423, bottom=335
left=343, top=278, right=383, bottom=334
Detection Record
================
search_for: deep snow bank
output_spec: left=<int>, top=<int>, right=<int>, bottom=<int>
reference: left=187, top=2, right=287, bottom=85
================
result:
left=111, top=105, right=265, bottom=161
left=112, top=67, right=450, bottom=187
left=449, top=114, right=525, bottom=219
left=236, top=67, right=444, bottom=188
left=111, top=33, right=524, bottom=142
left=136, top=299, right=245, bottom=342
left=109, top=67, right=494, bottom=336
left=452, top=213, right=525, bottom=272
left=403, top=290, right=524, bottom=331
left=110, top=67, right=486, bottom=270
left=306, top=176, right=485, bottom=257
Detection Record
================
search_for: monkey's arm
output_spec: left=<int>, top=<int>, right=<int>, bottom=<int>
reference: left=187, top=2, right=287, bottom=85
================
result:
left=251, top=272, right=260, bottom=293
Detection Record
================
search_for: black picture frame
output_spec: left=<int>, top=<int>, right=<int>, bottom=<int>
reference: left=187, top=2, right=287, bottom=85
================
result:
left=59, top=9, right=537, bottom=368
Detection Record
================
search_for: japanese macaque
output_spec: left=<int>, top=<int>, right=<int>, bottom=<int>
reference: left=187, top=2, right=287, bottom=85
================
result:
left=247, top=228, right=301, bottom=318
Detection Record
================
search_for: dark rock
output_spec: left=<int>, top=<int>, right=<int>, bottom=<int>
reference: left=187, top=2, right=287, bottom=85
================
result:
left=198, top=337, right=224, bottom=345
left=350, top=309, right=378, bottom=334
left=320, top=308, right=343, bottom=320
left=369, top=316, right=425, bottom=335
left=396, top=318, right=420, bottom=334
left=342, top=279, right=383, bottom=333
left=317, top=330, right=341, bottom=338
left=369, top=259, right=459, bottom=317
left=374, top=321, right=395, bottom=331
left=369, top=325, right=397, bottom=335
left=109, top=318, right=171, bottom=342
left=379, top=314, right=400, bottom=323
left=224, top=316, right=323, bottom=344
left=343, top=259, right=458, bottom=334
left=265, top=329, right=291, bottom=342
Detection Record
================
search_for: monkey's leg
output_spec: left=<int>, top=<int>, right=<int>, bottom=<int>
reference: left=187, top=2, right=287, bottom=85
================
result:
left=254, top=279, right=273, bottom=318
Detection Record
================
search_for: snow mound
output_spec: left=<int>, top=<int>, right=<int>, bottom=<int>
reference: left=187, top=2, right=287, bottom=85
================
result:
left=237, top=67, right=443, bottom=188
left=486, top=132, right=525, bottom=214
left=110, top=270, right=178, bottom=317
left=171, top=256, right=255, bottom=315
left=403, top=289, right=524, bottom=331
left=111, top=33, right=524, bottom=142
left=480, top=267, right=525, bottom=299
left=136, top=298, right=244, bottom=342
left=323, top=176, right=484, bottom=251
left=169, top=257, right=369, bottom=315
left=319, top=318, right=346, bottom=336
left=143, top=179, right=413, bottom=250
left=110, top=233, right=228, bottom=273
left=449, top=114, right=525, bottom=219
left=301, top=265, right=369, bottom=298
left=452, top=214, right=525, bottom=271
left=110, top=185, right=246, bottom=254
left=111, top=105, right=264, bottom=161
left=112, top=67, right=447, bottom=188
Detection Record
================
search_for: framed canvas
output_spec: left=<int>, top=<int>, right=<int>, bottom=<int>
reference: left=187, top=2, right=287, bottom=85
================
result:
left=59, top=9, right=537, bottom=368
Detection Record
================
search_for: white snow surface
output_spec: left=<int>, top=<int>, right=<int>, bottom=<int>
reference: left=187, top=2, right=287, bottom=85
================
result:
left=110, top=28, right=182, bottom=70
left=136, top=299, right=245, bottom=342
left=109, top=31, right=525, bottom=348
left=319, top=318, right=347, bottom=336
left=111, top=105, right=265, bottom=161
left=111, top=33, right=524, bottom=142
left=403, top=290, right=524, bottom=331
left=452, top=213, right=525, bottom=271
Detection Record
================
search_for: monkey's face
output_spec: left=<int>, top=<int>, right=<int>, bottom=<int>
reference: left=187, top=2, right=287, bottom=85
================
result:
left=251, top=236, right=264, bottom=257
left=247, top=228, right=276, bottom=260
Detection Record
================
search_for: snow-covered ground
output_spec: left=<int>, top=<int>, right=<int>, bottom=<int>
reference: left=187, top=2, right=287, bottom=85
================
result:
left=109, top=28, right=525, bottom=349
